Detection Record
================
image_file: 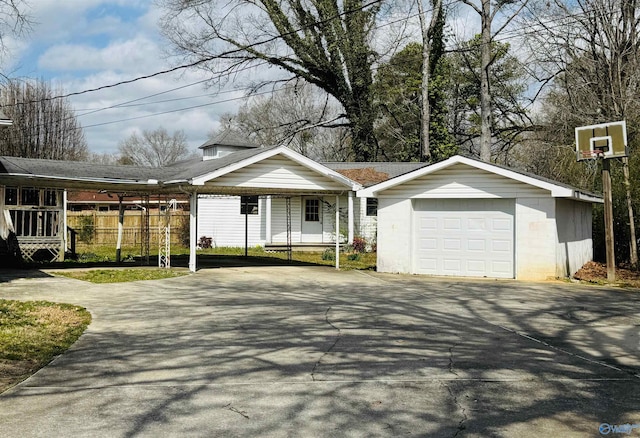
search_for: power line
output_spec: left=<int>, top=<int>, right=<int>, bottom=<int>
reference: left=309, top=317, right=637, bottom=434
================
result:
left=0, top=1, right=608, bottom=139
left=0, top=0, right=384, bottom=108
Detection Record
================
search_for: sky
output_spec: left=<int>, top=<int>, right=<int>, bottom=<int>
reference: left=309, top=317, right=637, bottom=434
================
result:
left=1, top=1, right=485, bottom=157
left=2, top=0, right=249, bottom=156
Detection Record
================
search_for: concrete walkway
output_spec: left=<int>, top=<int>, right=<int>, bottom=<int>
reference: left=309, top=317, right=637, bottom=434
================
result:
left=0, top=266, right=639, bottom=437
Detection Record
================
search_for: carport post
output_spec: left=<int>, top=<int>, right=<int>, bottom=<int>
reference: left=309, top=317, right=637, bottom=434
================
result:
left=335, top=195, right=340, bottom=269
left=115, top=195, right=124, bottom=263
left=189, top=192, right=198, bottom=272
left=348, top=192, right=354, bottom=244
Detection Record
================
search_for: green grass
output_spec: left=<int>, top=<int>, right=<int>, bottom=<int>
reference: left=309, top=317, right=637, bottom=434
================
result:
left=0, top=300, right=91, bottom=393
left=70, top=244, right=377, bottom=271
left=55, top=268, right=189, bottom=283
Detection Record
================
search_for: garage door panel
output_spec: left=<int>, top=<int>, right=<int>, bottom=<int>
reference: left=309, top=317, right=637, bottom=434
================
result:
left=467, top=260, right=487, bottom=274
left=467, top=239, right=486, bottom=251
left=414, top=199, right=514, bottom=278
left=419, top=258, right=437, bottom=272
left=419, top=238, right=437, bottom=251
left=443, top=238, right=461, bottom=250
left=492, top=218, right=512, bottom=231
left=443, top=218, right=461, bottom=230
left=443, top=258, right=462, bottom=273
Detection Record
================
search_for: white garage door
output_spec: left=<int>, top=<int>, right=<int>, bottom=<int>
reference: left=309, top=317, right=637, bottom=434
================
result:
left=414, top=199, right=514, bottom=278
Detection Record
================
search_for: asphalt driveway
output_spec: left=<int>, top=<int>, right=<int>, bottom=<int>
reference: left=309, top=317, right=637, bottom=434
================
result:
left=0, top=266, right=639, bottom=437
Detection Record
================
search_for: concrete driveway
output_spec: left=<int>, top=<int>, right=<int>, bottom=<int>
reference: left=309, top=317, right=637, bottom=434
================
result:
left=0, top=265, right=639, bottom=437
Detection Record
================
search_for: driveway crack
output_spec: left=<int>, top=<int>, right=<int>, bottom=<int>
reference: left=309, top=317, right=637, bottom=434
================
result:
left=223, top=403, right=250, bottom=419
left=442, top=382, right=467, bottom=437
left=311, top=306, right=342, bottom=381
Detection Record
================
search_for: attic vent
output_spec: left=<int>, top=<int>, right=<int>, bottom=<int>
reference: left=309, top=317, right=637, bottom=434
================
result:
left=203, top=146, right=217, bottom=161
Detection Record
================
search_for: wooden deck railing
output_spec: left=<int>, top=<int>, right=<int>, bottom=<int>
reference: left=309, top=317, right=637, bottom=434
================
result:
left=7, top=208, right=64, bottom=262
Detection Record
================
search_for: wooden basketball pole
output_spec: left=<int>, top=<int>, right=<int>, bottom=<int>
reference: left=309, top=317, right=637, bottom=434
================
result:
left=602, top=158, right=616, bottom=281
left=622, top=156, right=638, bottom=268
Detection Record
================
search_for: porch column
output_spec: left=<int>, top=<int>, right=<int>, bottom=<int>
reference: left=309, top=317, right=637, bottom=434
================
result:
left=335, top=195, right=340, bottom=270
left=265, top=196, right=272, bottom=244
left=348, top=192, right=354, bottom=244
left=189, top=191, right=198, bottom=273
left=62, top=190, right=68, bottom=256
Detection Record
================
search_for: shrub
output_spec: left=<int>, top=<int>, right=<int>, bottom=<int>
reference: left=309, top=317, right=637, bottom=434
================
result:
left=77, top=215, right=94, bottom=243
left=322, top=248, right=335, bottom=261
left=347, top=252, right=361, bottom=261
left=177, top=215, right=190, bottom=247
left=198, top=236, right=212, bottom=249
left=352, top=236, right=366, bottom=253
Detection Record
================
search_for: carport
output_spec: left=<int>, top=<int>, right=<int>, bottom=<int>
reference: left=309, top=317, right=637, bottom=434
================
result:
left=0, top=146, right=361, bottom=271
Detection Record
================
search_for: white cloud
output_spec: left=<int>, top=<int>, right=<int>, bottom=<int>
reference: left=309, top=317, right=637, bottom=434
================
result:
left=38, top=35, right=162, bottom=73
left=63, top=68, right=246, bottom=154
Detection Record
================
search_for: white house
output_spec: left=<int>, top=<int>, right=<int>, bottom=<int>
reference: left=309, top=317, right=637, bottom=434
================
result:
left=358, top=155, right=601, bottom=281
left=0, top=145, right=602, bottom=279
left=195, top=133, right=425, bottom=248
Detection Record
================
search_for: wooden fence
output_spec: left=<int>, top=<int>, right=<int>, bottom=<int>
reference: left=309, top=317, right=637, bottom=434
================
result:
left=67, top=211, right=190, bottom=246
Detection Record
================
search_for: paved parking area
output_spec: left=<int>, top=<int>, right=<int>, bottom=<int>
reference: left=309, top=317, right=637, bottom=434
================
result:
left=0, top=266, right=639, bottom=437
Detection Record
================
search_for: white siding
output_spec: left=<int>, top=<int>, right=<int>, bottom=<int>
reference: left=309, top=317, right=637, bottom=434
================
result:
left=376, top=198, right=413, bottom=273
left=556, top=199, right=593, bottom=277
left=197, top=196, right=265, bottom=247
left=357, top=197, right=377, bottom=245
left=515, top=198, right=558, bottom=280
left=381, top=163, right=550, bottom=199
left=271, top=197, right=302, bottom=243
left=205, top=155, right=349, bottom=191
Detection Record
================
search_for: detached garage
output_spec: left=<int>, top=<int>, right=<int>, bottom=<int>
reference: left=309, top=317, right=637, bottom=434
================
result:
left=358, top=155, right=602, bottom=281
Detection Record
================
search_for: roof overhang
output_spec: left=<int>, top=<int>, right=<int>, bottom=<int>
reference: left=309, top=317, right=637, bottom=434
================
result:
left=357, top=155, right=603, bottom=203
left=0, top=174, right=162, bottom=192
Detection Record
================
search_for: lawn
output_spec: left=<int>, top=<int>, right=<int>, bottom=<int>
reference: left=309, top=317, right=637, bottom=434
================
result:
left=0, top=300, right=91, bottom=393
left=68, top=244, right=377, bottom=271
left=55, top=268, right=189, bottom=283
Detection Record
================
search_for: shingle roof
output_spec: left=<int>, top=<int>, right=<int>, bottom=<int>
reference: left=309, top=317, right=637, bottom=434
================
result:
left=198, top=130, right=258, bottom=149
left=0, top=156, right=166, bottom=182
left=323, top=162, right=428, bottom=186
left=165, top=145, right=277, bottom=182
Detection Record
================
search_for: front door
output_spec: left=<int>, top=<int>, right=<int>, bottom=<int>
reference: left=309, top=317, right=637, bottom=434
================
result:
left=301, top=197, right=323, bottom=242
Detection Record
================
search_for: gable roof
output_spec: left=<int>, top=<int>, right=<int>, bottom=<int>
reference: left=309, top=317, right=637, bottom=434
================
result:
left=180, top=145, right=362, bottom=191
left=357, top=155, right=603, bottom=203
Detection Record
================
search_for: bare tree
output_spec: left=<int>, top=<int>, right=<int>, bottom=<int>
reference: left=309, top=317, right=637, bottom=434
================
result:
left=118, top=128, right=193, bottom=167
left=0, top=0, right=30, bottom=77
left=0, top=79, right=88, bottom=160
left=523, top=0, right=640, bottom=264
left=160, top=0, right=383, bottom=161
left=224, top=82, right=351, bottom=160
left=459, top=0, right=529, bottom=161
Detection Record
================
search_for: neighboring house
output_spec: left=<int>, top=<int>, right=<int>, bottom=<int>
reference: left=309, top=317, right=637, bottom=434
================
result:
left=358, top=155, right=601, bottom=281
left=67, top=191, right=189, bottom=212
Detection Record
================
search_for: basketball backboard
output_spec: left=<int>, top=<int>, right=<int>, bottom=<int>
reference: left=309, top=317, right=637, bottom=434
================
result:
left=576, top=120, right=628, bottom=161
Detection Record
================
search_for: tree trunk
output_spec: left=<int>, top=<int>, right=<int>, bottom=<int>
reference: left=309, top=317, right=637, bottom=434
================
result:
left=417, top=0, right=432, bottom=161
left=479, top=0, right=492, bottom=162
